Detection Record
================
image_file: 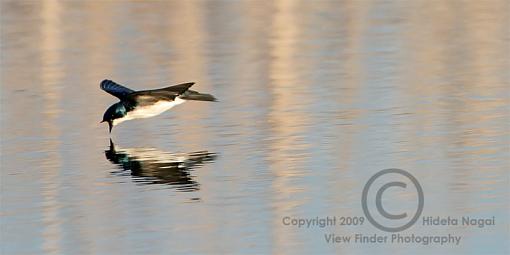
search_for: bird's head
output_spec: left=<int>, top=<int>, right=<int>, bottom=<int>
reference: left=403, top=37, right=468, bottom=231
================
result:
left=101, top=102, right=127, bottom=133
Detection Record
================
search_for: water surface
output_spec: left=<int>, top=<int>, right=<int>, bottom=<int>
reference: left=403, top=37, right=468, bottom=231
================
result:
left=1, top=1, right=509, bottom=254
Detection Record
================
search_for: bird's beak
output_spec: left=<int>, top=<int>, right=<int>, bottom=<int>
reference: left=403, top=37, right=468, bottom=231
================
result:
left=100, top=120, right=113, bottom=133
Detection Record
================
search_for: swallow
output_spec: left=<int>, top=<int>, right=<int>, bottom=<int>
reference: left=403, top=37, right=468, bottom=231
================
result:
left=100, top=79, right=217, bottom=132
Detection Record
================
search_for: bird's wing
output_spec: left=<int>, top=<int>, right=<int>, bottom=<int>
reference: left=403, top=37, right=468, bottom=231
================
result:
left=161, top=82, right=195, bottom=95
left=134, top=82, right=195, bottom=96
left=129, top=82, right=195, bottom=104
left=100, top=80, right=135, bottom=99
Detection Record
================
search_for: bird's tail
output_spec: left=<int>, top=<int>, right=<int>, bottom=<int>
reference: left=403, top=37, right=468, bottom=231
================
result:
left=180, top=90, right=217, bottom=102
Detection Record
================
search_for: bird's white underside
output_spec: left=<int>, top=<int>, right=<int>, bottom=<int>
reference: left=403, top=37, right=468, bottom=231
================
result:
left=113, top=97, right=186, bottom=126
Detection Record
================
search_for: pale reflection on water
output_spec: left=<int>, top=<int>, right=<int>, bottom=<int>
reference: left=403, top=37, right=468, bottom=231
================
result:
left=105, top=140, right=216, bottom=190
left=1, top=1, right=509, bottom=254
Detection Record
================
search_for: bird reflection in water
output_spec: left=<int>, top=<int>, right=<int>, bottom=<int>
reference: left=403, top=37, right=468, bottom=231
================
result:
left=105, top=140, right=216, bottom=191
